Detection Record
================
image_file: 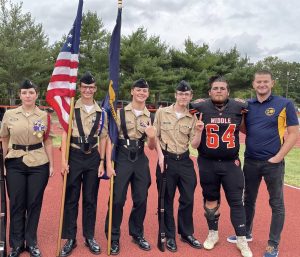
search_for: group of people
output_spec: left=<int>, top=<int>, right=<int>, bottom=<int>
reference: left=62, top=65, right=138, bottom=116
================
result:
left=0, top=70, right=298, bottom=257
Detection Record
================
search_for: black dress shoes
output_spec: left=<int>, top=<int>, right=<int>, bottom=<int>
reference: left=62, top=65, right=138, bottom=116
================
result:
left=166, top=238, right=177, bottom=252
left=27, top=245, right=41, bottom=257
left=60, top=239, right=77, bottom=257
left=132, top=235, right=151, bottom=251
left=110, top=240, right=120, bottom=255
left=181, top=235, right=202, bottom=249
left=84, top=238, right=101, bottom=255
left=8, top=245, right=25, bottom=257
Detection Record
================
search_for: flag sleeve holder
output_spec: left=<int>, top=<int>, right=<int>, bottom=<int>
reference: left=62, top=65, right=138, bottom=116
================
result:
left=157, top=144, right=168, bottom=252
left=107, top=160, right=114, bottom=255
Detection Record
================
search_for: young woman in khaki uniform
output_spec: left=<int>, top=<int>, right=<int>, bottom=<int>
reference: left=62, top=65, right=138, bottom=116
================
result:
left=0, top=80, right=54, bottom=257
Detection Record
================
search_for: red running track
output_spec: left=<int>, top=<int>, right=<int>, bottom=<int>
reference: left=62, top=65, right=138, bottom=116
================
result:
left=10, top=147, right=299, bottom=257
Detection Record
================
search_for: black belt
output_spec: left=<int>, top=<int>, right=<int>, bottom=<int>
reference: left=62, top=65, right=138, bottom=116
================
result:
left=162, top=150, right=190, bottom=161
left=118, top=138, right=144, bottom=148
left=118, top=145, right=144, bottom=162
left=70, top=146, right=98, bottom=154
left=12, top=143, right=43, bottom=151
left=71, top=136, right=98, bottom=145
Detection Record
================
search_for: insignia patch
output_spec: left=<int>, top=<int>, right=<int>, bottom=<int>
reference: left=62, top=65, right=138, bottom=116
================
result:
left=140, top=120, right=149, bottom=128
left=33, top=120, right=46, bottom=138
left=265, top=108, right=275, bottom=116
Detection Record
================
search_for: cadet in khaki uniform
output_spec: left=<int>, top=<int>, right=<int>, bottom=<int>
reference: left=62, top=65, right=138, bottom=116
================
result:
left=0, top=80, right=54, bottom=257
left=154, top=81, right=204, bottom=252
left=59, top=72, right=108, bottom=256
left=105, top=79, right=156, bottom=255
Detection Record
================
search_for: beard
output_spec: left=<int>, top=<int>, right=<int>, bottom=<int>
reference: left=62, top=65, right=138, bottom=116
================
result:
left=211, top=97, right=229, bottom=108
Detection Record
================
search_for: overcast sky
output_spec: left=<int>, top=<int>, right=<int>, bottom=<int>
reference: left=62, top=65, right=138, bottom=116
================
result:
left=10, top=0, right=300, bottom=63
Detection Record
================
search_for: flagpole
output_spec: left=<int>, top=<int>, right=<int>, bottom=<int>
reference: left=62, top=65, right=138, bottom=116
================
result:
left=106, top=0, right=122, bottom=254
left=107, top=162, right=114, bottom=255
left=56, top=97, right=75, bottom=257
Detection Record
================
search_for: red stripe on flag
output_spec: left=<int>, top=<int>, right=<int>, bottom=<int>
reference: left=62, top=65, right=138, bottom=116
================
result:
left=50, top=75, right=77, bottom=83
left=46, top=92, right=69, bottom=132
left=61, top=97, right=71, bottom=114
left=55, top=59, right=79, bottom=68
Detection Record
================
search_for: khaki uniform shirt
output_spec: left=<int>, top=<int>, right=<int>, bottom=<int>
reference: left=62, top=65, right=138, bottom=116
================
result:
left=117, top=103, right=151, bottom=140
left=71, top=98, right=108, bottom=149
left=0, top=106, right=52, bottom=167
left=154, top=104, right=196, bottom=154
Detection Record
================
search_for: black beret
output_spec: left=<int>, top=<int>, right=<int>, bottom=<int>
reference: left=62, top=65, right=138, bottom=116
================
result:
left=176, top=80, right=192, bottom=92
left=80, top=71, right=95, bottom=85
left=19, top=79, right=37, bottom=90
left=132, top=78, right=149, bottom=88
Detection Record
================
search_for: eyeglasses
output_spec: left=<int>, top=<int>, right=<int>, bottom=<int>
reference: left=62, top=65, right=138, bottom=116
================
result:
left=176, top=92, right=191, bottom=97
left=81, top=86, right=96, bottom=91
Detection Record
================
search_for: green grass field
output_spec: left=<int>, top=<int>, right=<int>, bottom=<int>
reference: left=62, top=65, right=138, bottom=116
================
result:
left=190, top=144, right=300, bottom=187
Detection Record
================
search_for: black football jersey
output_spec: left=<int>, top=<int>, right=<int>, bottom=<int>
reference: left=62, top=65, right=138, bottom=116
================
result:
left=192, top=99, right=247, bottom=159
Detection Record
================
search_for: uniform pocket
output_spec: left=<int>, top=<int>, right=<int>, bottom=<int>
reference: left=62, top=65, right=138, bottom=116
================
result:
left=161, top=123, right=173, bottom=131
left=179, top=125, right=191, bottom=135
left=125, top=122, right=135, bottom=135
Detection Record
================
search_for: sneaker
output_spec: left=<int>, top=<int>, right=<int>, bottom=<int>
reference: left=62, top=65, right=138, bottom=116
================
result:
left=263, top=245, right=279, bottom=257
left=227, top=234, right=253, bottom=243
left=236, top=236, right=253, bottom=257
left=203, top=230, right=219, bottom=250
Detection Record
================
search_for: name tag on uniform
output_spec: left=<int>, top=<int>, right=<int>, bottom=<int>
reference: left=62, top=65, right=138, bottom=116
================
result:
left=181, top=125, right=191, bottom=129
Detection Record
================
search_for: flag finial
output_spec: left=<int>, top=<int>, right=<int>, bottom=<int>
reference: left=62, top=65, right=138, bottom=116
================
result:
left=118, top=0, right=122, bottom=8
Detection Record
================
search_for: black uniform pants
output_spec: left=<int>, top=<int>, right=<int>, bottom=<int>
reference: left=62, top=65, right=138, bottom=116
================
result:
left=105, top=149, right=151, bottom=241
left=197, top=156, right=246, bottom=236
left=156, top=156, right=197, bottom=239
left=244, top=158, right=285, bottom=248
left=62, top=148, right=100, bottom=239
left=5, top=157, right=49, bottom=248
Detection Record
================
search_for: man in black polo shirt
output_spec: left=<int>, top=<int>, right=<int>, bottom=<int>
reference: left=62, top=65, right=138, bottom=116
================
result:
left=227, top=70, right=299, bottom=257
left=192, top=75, right=253, bottom=257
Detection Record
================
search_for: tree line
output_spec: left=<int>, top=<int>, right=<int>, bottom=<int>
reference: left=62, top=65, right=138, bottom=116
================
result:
left=1, top=0, right=299, bottom=106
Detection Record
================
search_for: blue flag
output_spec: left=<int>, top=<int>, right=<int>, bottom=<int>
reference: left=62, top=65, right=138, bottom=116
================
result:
left=102, top=5, right=122, bottom=165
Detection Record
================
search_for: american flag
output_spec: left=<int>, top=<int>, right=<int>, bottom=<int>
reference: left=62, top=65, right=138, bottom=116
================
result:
left=46, top=0, right=83, bottom=132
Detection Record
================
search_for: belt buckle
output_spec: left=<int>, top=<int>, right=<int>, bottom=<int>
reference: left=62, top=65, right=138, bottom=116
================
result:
left=26, top=145, right=29, bottom=152
left=128, top=148, right=138, bottom=162
left=176, top=154, right=180, bottom=161
left=82, top=143, right=92, bottom=154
